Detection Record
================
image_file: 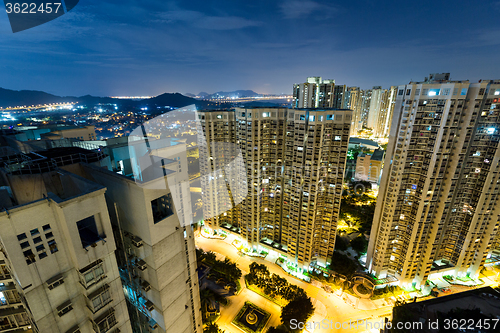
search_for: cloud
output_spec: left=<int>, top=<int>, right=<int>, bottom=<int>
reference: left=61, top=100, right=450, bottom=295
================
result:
left=279, top=0, right=336, bottom=19
left=158, top=10, right=261, bottom=30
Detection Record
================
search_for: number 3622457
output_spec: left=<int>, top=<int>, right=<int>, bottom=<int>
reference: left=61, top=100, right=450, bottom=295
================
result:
left=5, top=3, right=62, bottom=14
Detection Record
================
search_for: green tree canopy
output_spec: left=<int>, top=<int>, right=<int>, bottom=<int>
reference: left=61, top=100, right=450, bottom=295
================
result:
left=204, top=322, right=224, bottom=333
left=281, top=296, right=315, bottom=332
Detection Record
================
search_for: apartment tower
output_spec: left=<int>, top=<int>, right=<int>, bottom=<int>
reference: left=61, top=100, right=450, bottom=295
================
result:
left=367, top=74, right=500, bottom=288
left=198, top=107, right=351, bottom=268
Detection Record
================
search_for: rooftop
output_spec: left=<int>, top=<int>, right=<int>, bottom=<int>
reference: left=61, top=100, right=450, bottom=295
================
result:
left=348, top=137, right=379, bottom=148
left=0, top=147, right=106, bottom=175
left=0, top=169, right=104, bottom=209
left=371, top=148, right=385, bottom=161
left=393, top=287, right=500, bottom=330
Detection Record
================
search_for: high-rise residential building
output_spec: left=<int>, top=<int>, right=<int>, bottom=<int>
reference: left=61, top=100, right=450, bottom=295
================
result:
left=366, top=86, right=385, bottom=131
left=293, top=77, right=335, bottom=109
left=376, top=86, right=397, bottom=138
left=367, top=74, right=500, bottom=288
left=65, top=138, right=203, bottom=333
left=332, top=85, right=347, bottom=109
left=0, top=134, right=203, bottom=333
left=198, top=107, right=351, bottom=268
left=360, top=89, right=372, bottom=129
left=347, top=87, right=364, bottom=136
left=365, top=86, right=398, bottom=138
left=0, top=148, right=132, bottom=333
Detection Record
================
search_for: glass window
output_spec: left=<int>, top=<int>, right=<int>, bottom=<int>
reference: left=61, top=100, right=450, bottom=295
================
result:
left=33, top=236, right=42, bottom=244
left=17, top=233, right=27, bottom=241
left=48, top=239, right=58, bottom=253
left=428, top=89, right=440, bottom=96
left=461, top=88, right=467, bottom=95
left=30, top=229, right=39, bottom=236
left=42, top=224, right=51, bottom=231
left=151, top=194, right=174, bottom=224
left=77, top=216, right=101, bottom=247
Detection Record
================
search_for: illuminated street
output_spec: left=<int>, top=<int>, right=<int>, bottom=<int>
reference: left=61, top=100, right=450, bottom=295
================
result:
left=195, top=234, right=394, bottom=333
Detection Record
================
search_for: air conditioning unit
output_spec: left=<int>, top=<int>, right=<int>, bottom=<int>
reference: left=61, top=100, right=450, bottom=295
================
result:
left=131, top=236, right=143, bottom=248
left=136, top=259, right=147, bottom=271
left=141, top=281, right=151, bottom=292
left=145, top=300, right=155, bottom=312
left=149, top=319, right=159, bottom=330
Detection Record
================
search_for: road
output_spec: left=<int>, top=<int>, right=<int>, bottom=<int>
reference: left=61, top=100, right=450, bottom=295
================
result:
left=196, top=234, right=393, bottom=333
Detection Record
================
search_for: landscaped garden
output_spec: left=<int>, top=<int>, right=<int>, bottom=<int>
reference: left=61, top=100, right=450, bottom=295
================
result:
left=245, top=262, right=306, bottom=306
left=371, top=285, right=407, bottom=300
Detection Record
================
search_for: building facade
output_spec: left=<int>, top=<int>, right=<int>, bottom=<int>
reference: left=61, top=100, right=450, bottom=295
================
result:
left=64, top=139, right=203, bottom=333
left=0, top=149, right=132, bottom=333
left=0, top=137, right=203, bottom=333
left=198, top=107, right=351, bottom=268
left=355, top=148, right=385, bottom=184
left=367, top=74, right=500, bottom=288
left=292, top=77, right=335, bottom=109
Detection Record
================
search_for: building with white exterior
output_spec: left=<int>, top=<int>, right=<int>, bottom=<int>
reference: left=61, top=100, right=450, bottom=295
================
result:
left=367, top=74, right=500, bottom=288
left=0, top=148, right=132, bottom=333
left=0, top=132, right=203, bottom=333
left=293, top=77, right=335, bottom=109
left=71, top=138, right=202, bottom=333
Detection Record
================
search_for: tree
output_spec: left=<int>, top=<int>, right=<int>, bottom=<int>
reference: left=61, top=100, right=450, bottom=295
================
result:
left=281, top=296, right=315, bottom=332
left=205, top=251, right=216, bottom=264
left=200, top=289, right=216, bottom=322
left=335, top=234, right=348, bottom=251
left=329, top=252, right=358, bottom=277
left=350, top=235, right=368, bottom=255
left=204, top=322, right=224, bottom=333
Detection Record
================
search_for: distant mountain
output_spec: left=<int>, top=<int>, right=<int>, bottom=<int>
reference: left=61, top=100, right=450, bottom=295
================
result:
left=0, top=88, right=215, bottom=110
left=184, top=93, right=196, bottom=98
left=144, top=93, right=210, bottom=109
left=0, top=87, right=74, bottom=108
left=197, top=92, right=210, bottom=98
left=197, top=90, right=262, bottom=99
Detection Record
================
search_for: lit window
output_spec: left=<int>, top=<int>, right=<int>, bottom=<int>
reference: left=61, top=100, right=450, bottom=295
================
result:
left=400, top=214, right=405, bottom=220
left=216, top=115, right=222, bottom=119
left=486, top=128, right=495, bottom=134
left=309, top=115, right=315, bottom=121
left=334, top=136, right=341, bottom=141
left=495, top=90, right=500, bottom=96
left=461, top=88, right=467, bottom=95
left=327, top=115, right=334, bottom=120
left=428, top=89, right=440, bottom=96
left=262, top=112, right=270, bottom=117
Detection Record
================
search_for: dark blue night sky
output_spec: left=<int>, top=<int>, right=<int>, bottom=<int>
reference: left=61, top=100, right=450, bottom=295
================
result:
left=1, top=0, right=500, bottom=96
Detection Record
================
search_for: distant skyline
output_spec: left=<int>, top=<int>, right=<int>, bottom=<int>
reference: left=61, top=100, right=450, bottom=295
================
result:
left=1, top=0, right=500, bottom=96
